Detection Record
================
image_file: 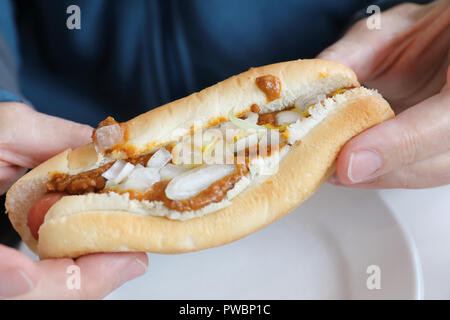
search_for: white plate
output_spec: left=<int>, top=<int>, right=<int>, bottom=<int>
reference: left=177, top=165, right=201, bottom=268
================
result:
left=106, top=184, right=422, bottom=299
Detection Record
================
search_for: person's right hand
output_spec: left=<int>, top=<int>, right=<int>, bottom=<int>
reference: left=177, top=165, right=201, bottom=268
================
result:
left=318, top=0, right=450, bottom=189
left=0, top=102, right=93, bottom=194
left=0, top=102, right=149, bottom=299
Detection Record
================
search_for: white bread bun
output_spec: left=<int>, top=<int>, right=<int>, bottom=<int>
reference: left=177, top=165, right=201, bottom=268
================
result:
left=5, top=59, right=394, bottom=258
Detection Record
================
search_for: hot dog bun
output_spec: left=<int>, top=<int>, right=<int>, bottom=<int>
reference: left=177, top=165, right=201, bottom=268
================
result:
left=5, top=59, right=394, bottom=258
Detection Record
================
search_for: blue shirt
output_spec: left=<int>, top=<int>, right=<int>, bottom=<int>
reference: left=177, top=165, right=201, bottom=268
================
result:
left=0, top=0, right=430, bottom=126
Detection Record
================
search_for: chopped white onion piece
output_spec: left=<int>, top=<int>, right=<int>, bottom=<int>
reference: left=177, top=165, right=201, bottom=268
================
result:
left=276, top=110, right=301, bottom=126
left=234, top=133, right=259, bottom=153
left=244, top=112, right=259, bottom=125
left=94, top=124, right=123, bottom=152
left=146, top=147, right=172, bottom=168
left=228, top=108, right=267, bottom=132
left=294, top=96, right=314, bottom=111
left=118, top=167, right=160, bottom=191
left=105, top=179, right=116, bottom=188
left=102, top=160, right=126, bottom=181
left=102, top=160, right=135, bottom=184
left=165, top=164, right=236, bottom=200
left=114, top=162, right=135, bottom=184
left=294, top=93, right=326, bottom=111
left=160, top=163, right=189, bottom=180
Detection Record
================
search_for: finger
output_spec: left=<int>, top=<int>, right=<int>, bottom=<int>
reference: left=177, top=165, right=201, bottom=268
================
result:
left=317, top=3, right=424, bottom=82
left=334, top=89, right=450, bottom=184
left=330, top=149, right=450, bottom=189
left=448, top=65, right=450, bottom=88
left=0, top=165, right=27, bottom=194
left=317, top=17, right=381, bottom=82
left=0, top=244, right=39, bottom=299
left=443, top=64, right=450, bottom=92
left=0, top=103, right=93, bottom=168
left=14, top=252, right=148, bottom=300
left=74, top=252, right=148, bottom=299
left=317, top=2, right=445, bottom=85
left=363, top=4, right=450, bottom=110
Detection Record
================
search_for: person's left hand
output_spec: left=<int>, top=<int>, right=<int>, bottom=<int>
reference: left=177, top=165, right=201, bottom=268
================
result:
left=0, top=103, right=149, bottom=299
left=318, top=0, right=450, bottom=188
left=0, top=244, right=148, bottom=299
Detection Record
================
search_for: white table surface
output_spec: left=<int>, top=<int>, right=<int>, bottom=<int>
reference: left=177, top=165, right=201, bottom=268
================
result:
left=378, top=185, right=450, bottom=299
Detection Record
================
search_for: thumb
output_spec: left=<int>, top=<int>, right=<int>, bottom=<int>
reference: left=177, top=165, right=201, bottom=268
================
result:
left=334, top=89, right=450, bottom=184
left=0, top=103, right=93, bottom=168
left=0, top=244, right=39, bottom=299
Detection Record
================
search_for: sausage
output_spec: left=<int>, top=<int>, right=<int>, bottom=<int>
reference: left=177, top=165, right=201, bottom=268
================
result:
left=27, top=193, right=66, bottom=240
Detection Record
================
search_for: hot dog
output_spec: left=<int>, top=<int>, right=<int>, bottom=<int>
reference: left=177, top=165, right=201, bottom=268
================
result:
left=27, top=193, right=65, bottom=240
left=6, top=59, right=394, bottom=258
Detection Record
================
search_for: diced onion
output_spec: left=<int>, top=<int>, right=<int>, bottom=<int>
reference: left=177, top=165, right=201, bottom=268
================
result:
left=228, top=108, right=267, bottom=132
left=102, top=160, right=135, bottom=184
left=165, top=164, right=236, bottom=200
left=114, top=162, right=135, bottom=184
left=118, top=167, right=160, bottom=191
left=147, top=147, right=171, bottom=168
left=160, top=164, right=189, bottom=180
left=294, top=94, right=326, bottom=111
left=105, top=179, right=116, bottom=189
left=94, top=124, right=123, bottom=152
left=102, top=160, right=126, bottom=180
left=275, top=110, right=301, bottom=126
left=244, top=112, right=259, bottom=125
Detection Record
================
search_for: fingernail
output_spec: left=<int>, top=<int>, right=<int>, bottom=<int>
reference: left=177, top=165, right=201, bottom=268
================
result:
left=347, top=150, right=382, bottom=183
left=0, top=269, right=34, bottom=298
left=117, top=258, right=148, bottom=287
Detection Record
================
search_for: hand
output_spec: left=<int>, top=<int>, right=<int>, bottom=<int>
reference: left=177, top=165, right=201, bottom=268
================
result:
left=318, top=0, right=450, bottom=188
left=0, top=102, right=93, bottom=194
left=0, top=244, right=148, bottom=299
left=0, top=102, right=149, bottom=299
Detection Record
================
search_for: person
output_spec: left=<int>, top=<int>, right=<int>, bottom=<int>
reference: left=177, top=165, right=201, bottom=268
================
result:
left=319, top=0, right=450, bottom=188
left=0, top=0, right=447, bottom=299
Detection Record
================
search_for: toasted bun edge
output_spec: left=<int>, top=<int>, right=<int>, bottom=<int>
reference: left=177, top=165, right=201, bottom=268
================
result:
left=37, top=94, right=394, bottom=258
